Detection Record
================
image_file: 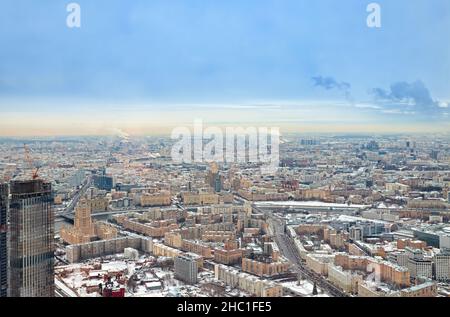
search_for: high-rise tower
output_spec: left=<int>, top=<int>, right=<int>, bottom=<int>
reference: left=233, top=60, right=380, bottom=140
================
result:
left=74, top=198, right=95, bottom=237
left=9, top=180, right=54, bottom=297
left=206, top=162, right=223, bottom=193
left=0, top=183, right=8, bottom=297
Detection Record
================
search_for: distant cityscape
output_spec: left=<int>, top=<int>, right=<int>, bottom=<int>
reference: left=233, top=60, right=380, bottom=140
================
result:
left=1, top=133, right=450, bottom=297
left=0, top=0, right=449, bottom=301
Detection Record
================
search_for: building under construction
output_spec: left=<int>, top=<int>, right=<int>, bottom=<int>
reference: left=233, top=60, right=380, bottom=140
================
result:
left=9, top=180, right=54, bottom=297
left=0, top=183, right=8, bottom=297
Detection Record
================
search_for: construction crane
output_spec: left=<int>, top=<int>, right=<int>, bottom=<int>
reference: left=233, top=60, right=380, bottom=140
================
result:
left=24, top=144, right=40, bottom=180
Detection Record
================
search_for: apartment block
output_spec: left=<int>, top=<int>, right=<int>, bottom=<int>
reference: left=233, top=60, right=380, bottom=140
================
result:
left=242, top=257, right=290, bottom=277
left=174, top=255, right=198, bottom=285
left=214, top=264, right=283, bottom=297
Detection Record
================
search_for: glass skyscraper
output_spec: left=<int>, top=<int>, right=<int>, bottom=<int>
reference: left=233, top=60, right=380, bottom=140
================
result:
left=0, top=183, right=8, bottom=297
left=9, top=180, right=54, bottom=297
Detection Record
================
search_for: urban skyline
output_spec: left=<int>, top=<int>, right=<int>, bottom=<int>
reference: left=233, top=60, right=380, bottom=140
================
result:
left=0, top=0, right=449, bottom=301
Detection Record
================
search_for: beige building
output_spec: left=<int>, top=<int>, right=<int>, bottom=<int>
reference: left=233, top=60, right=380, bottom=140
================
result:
left=95, top=222, right=118, bottom=240
left=214, top=248, right=243, bottom=265
left=140, top=191, right=171, bottom=207
left=329, top=232, right=348, bottom=249
left=295, top=189, right=331, bottom=201
left=202, top=230, right=235, bottom=242
left=335, top=253, right=410, bottom=288
left=305, top=253, right=334, bottom=276
left=61, top=198, right=118, bottom=245
left=90, top=196, right=109, bottom=212
left=164, top=231, right=183, bottom=249
left=152, top=243, right=204, bottom=268
left=385, top=183, right=410, bottom=194
left=182, top=192, right=220, bottom=205
left=61, top=198, right=111, bottom=244
left=397, top=239, right=427, bottom=250
left=152, top=242, right=183, bottom=258
left=114, top=214, right=178, bottom=237
left=242, top=257, right=290, bottom=277
left=214, top=264, right=283, bottom=297
left=237, top=189, right=289, bottom=202
left=181, top=239, right=213, bottom=258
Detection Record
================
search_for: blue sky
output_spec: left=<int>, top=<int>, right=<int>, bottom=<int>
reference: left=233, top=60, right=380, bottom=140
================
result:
left=0, top=0, right=449, bottom=135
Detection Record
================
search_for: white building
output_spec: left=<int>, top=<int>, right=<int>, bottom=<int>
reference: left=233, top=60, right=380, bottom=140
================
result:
left=174, top=255, right=198, bottom=285
left=408, top=258, right=433, bottom=280
left=327, top=263, right=362, bottom=294
left=388, top=251, right=409, bottom=268
left=440, top=234, right=450, bottom=252
left=435, top=252, right=450, bottom=282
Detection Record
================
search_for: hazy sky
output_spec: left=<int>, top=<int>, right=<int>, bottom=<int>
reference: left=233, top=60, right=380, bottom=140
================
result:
left=0, top=0, right=449, bottom=135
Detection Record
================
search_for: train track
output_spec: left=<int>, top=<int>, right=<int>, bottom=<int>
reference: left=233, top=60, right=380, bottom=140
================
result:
left=262, top=208, right=349, bottom=298
left=275, top=233, right=349, bottom=297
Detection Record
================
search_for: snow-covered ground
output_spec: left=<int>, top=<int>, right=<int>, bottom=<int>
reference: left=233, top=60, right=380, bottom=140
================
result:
left=101, top=261, right=128, bottom=272
left=55, top=278, right=79, bottom=297
left=56, top=255, right=219, bottom=298
left=282, top=280, right=330, bottom=297
left=256, top=201, right=369, bottom=209
left=337, top=214, right=388, bottom=224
